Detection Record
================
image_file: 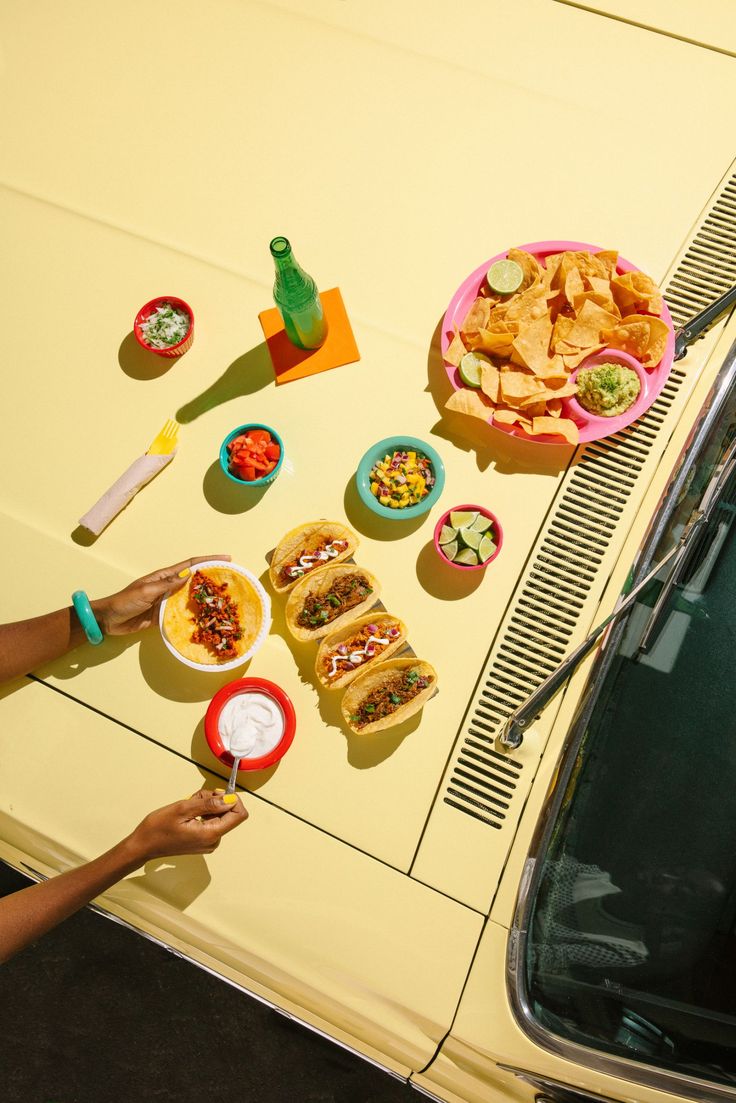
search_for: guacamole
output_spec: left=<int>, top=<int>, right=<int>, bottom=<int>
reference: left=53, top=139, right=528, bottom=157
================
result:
left=576, top=362, right=641, bottom=417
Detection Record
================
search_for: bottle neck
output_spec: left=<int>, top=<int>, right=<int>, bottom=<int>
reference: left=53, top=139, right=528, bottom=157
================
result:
left=273, top=249, right=315, bottom=307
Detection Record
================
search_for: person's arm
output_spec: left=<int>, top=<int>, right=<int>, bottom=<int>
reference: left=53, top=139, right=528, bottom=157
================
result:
left=0, top=789, right=247, bottom=964
left=0, top=554, right=230, bottom=683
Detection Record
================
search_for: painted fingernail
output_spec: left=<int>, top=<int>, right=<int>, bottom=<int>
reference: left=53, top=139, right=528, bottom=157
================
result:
left=214, top=788, right=225, bottom=794
left=222, top=794, right=237, bottom=805
left=178, top=568, right=191, bottom=579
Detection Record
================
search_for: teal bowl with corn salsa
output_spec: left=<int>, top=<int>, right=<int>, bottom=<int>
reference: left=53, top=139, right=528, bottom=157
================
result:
left=356, top=436, right=445, bottom=520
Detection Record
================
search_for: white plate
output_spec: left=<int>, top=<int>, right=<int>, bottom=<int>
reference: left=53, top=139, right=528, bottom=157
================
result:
left=159, top=560, right=271, bottom=673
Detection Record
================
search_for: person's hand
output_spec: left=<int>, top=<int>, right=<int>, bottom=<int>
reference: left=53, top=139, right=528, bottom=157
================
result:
left=126, top=789, right=248, bottom=863
left=92, top=556, right=231, bottom=635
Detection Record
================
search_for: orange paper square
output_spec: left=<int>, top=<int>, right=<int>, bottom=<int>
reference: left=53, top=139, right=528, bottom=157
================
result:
left=258, top=287, right=360, bottom=385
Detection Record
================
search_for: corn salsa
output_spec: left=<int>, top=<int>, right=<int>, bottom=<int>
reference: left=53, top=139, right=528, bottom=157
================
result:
left=369, top=450, right=435, bottom=509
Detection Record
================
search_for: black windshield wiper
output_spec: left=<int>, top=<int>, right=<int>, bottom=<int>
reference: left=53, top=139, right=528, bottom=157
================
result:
left=500, top=515, right=704, bottom=749
left=502, top=436, right=736, bottom=749
left=638, top=435, right=736, bottom=652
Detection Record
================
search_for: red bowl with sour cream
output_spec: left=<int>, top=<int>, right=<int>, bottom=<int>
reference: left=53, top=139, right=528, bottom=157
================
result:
left=205, top=677, right=296, bottom=772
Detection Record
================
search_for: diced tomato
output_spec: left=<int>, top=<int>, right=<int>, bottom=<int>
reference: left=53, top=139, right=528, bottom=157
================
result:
left=227, top=427, right=279, bottom=481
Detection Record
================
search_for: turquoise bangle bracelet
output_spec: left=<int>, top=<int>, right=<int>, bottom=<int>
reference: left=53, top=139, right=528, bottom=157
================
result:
left=72, top=590, right=104, bottom=646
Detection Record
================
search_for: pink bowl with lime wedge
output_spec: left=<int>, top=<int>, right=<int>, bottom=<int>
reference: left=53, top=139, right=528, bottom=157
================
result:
left=434, top=504, right=503, bottom=572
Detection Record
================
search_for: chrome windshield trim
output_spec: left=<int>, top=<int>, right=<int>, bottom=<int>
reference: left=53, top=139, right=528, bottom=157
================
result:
left=506, top=334, right=736, bottom=1103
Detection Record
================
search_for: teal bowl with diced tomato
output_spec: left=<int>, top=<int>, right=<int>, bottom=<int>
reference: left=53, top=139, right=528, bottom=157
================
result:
left=220, top=424, right=284, bottom=487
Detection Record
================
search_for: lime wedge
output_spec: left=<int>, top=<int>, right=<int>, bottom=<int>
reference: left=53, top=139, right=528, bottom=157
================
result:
left=469, top=514, right=493, bottom=534
left=442, top=539, right=459, bottom=562
left=450, top=510, right=477, bottom=529
left=438, top=524, right=457, bottom=545
left=486, top=258, right=523, bottom=295
left=459, top=351, right=490, bottom=389
left=455, top=547, right=479, bottom=566
left=479, top=534, right=497, bottom=562
left=459, top=527, right=483, bottom=550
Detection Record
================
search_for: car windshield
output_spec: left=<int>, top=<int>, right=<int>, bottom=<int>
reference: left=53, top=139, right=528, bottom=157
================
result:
left=525, top=393, right=736, bottom=1091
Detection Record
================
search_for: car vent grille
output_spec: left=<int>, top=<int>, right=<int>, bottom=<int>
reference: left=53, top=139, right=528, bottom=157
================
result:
left=442, top=171, right=736, bottom=829
left=665, top=178, right=736, bottom=330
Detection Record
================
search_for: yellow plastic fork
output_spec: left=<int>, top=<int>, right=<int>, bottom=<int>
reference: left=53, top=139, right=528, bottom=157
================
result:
left=147, top=418, right=179, bottom=455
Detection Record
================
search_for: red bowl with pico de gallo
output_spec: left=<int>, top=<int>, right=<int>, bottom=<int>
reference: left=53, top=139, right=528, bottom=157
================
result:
left=220, top=423, right=284, bottom=486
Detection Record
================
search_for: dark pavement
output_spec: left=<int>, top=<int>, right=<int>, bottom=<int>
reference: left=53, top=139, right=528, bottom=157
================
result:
left=0, top=864, right=418, bottom=1103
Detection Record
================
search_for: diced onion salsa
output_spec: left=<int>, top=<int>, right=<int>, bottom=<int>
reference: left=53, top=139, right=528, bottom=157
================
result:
left=189, top=571, right=243, bottom=659
left=323, top=620, right=402, bottom=679
left=139, top=302, right=190, bottom=348
left=226, top=428, right=281, bottom=482
left=296, top=573, right=373, bottom=629
left=369, top=450, right=434, bottom=509
left=349, top=668, right=433, bottom=729
left=280, top=539, right=348, bottom=584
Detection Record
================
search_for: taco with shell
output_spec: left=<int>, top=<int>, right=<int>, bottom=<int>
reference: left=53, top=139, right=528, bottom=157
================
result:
left=315, top=613, right=408, bottom=690
left=341, top=657, right=437, bottom=734
left=285, top=563, right=380, bottom=642
left=162, top=564, right=265, bottom=666
left=269, top=520, right=358, bottom=594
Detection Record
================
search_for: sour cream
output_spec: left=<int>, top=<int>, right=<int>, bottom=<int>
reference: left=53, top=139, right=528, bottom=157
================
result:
left=218, top=692, right=284, bottom=759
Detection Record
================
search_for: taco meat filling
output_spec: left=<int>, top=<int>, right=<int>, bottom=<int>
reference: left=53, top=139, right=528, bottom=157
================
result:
left=323, top=621, right=401, bottom=679
left=280, top=538, right=348, bottom=584
left=349, top=669, right=433, bottom=729
left=297, top=572, right=372, bottom=629
left=189, top=571, right=243, bottom=659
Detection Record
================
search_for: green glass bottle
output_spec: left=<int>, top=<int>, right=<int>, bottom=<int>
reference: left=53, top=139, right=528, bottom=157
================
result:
left=270, top=236, right=328, bottom=350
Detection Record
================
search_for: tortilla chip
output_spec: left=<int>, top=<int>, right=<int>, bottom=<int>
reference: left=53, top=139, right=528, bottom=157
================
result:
left=542, top=252, right=564, bottom=291
left=534, top=355, right=570, bottom=381
left=493, top=408, right=533, bottom=430
left=573, top=289, right=620, bottom=317
left=552, top=315, right=575, bottom=349
left=445, top=388, right=494, bottom=421
left=473, top=328, right=514, bottom=357
left=610, top=272, right=663, bottom=316
left=521, top=400, right=547, bottom=418
left=519, top=381, right=577, bottom=407
left=603, top=314, right=668, bottom=367
left=500, top=371, right=546, bottom=404
left=444, top=328, right=467, bottom=367
left=587, top=276, right=612, bottom=296
left=461, top=296, right=492, bottom=334
left=561, top=344, right=604, bottom=369
left=505, top=286, right=548, bottom=324
left=566, top=299, right=620, bottom=347
left=547, top=398, right=562, bottom=418
left=564, top=266, right=585, bottom=306
left=531, top=417, right=579, bottom=444
left=480, top=362, right=500, bottom=403
left=511, top=314, right=553, bottom=373
left=507, top=248, right=542, bottom=292
left=591, top=250, right=619, bottom=277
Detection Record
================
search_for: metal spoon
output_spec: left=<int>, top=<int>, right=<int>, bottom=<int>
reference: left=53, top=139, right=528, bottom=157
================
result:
left=225, top=756, right=241, bottom=795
